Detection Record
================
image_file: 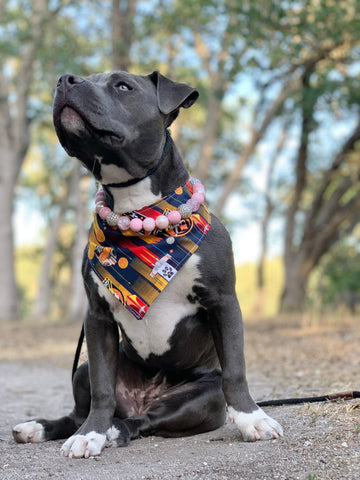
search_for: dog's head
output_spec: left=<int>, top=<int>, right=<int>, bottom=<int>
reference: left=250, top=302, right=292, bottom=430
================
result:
left=53, top=71, right=198, bottom=184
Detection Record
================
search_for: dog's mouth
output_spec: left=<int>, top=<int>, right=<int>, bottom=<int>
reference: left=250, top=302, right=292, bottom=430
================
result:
left=60, top=106, right=85, bottom=136
left=57, top=105, right=124, bottom=147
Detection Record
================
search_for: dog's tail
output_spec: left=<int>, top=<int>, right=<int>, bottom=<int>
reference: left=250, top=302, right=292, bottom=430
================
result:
left=72, top=323, right=85, bottom=379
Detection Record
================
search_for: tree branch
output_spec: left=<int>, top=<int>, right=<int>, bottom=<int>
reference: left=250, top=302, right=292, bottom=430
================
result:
left=111, top=0, right=137, bottom=70
left=305, top=192, right=360, bottom=274
left=284, top=68, right=317, bottom=260
left=303, top=115, right=360, bottom=239
left=214, top=76, right=301, bottom=217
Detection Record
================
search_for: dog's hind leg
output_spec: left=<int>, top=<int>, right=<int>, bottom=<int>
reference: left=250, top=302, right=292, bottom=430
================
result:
left=107, top=369, right=226, bottom=447
left=13, top=362, right=91, bottom=443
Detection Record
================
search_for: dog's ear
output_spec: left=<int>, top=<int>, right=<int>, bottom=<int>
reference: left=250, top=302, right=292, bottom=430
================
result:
left=150, top=71, right=199, bottom=118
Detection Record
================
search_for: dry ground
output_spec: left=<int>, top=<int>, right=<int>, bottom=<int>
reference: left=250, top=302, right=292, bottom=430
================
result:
left=1, top=315, right=360, bottom=479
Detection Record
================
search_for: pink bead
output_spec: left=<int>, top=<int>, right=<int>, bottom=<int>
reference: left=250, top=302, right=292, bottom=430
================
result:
left=117, top=216, right=131, bottom=230
left=99, top=206, right=112, bottom=220
left=193, top=183, right=205, bottom=194
left=192, top=192, right=205, bottom=204
left=129, top=218, right=143, bottom=232
left=167, top=210, right=181, bottom=225
left=95, top=191, right=105, bottom=201
left=186, top=198, right=200, bottom=212
left=155, top=215, right=169, bottom=230
left=142, top=217, right=156, bottom=232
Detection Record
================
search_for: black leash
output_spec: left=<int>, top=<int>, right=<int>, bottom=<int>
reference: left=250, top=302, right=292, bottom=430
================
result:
left=72, top=322, right=84, bottom=380
left=258, top=391, right=360, bottom=407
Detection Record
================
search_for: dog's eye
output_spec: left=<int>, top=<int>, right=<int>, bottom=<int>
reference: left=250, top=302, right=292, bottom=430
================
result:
left=117, top=82, right=131, bottom=92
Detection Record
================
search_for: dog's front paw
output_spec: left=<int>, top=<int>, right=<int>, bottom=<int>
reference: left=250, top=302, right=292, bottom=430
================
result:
left=12, top=421, right=45, bottom=443
left=228, top=407, right=283, bottom=442
left=61, top=432, right=107, bottom=458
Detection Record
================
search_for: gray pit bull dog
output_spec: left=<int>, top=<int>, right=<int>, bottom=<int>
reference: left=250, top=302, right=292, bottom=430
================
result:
left=13, top=71, right=282, bottom=458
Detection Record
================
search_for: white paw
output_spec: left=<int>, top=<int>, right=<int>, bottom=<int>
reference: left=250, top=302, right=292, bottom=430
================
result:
left=60, top=432, right=107, bottom=458
left=228, top=407, right=283, bottom=442
left=12, top=421, right=45, bottom=443
left=106, top=425, right=120, bottom=445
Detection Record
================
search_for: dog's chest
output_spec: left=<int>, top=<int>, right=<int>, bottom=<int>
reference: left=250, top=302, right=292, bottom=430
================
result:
left=93, top=254, right=201, bottom=360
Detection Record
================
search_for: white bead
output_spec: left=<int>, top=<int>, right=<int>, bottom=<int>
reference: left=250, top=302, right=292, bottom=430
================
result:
left=178, top=203, right=192, bottom=218
left=189, top=177, right=201, bottom=186
left=106, top=212, right=120, bottom=226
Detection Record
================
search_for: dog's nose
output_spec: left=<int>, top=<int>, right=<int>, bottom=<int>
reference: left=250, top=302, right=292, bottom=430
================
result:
left=57, top=74, right=85, bottom=89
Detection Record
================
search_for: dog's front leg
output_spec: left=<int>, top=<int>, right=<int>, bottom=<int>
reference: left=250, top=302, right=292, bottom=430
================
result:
left=209, top=295, right=283, bottom=442
left=61, top=308, right=119, bottom=458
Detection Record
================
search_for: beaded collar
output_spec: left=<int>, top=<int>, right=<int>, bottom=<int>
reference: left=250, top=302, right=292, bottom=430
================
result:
left=95, top=177, right=206, bottom=235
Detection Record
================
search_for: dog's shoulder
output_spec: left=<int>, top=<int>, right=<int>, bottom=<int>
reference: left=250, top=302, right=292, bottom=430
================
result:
left=197, top=214, right=236, bottom=284
left=207, top=214, right=233, bottom=247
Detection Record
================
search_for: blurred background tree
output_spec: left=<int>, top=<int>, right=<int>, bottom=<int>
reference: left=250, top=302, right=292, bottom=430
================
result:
left=1, top=0, right=359, bottom=322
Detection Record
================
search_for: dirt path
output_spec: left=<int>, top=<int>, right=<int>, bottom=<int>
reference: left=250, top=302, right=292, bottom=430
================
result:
left=1, top=318, right=359, bottom=479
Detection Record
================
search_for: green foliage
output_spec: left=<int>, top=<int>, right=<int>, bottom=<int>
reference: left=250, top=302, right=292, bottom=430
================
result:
left=318, top=242, right=360, bottom=307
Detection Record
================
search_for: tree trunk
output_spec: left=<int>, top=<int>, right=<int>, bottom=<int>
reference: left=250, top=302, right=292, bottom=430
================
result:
left=280, top=70, right=316, bottom=313
left=0, top=149, right=18, bottom=320
left=165, top=37, right=181, bottom=144
left=0, top=0, right=50, bottom=320
left=280, top=255, right=308, bottom=312
left=31, top=182, right=70, bottom=320
left=111, top=0, right=137, bottom=71
left=194, top=88, right=223, bottom=181
left=253, top=126, right=287, bottom=316
left=0, top=67, right=20, bottom=319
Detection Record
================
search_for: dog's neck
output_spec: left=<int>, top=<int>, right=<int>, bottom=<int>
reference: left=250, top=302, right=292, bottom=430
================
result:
left=103, top=138, right=189, bottom=214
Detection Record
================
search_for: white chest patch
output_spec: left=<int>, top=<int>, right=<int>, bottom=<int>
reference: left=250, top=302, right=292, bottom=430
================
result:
left=108, top=177, right=161, bottom=213
left=91, top=254, right=201, bottom=359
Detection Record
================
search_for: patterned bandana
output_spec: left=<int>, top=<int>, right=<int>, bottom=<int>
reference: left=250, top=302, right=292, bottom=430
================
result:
left=87, top=180, right=211, bottom=319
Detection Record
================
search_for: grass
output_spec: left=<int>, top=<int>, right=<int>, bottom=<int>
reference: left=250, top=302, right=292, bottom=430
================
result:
left=235, top=257, right=284, bottom=318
